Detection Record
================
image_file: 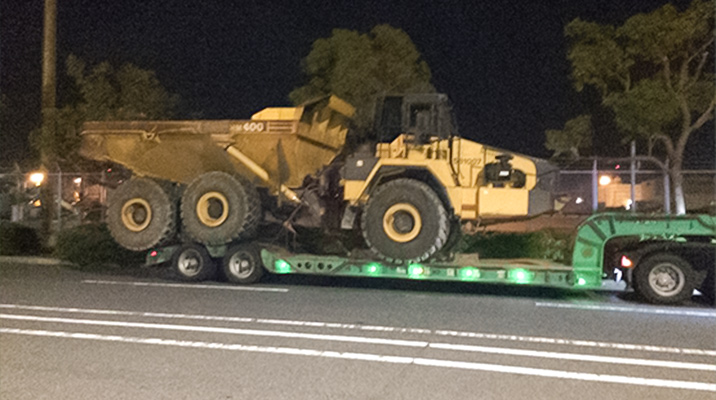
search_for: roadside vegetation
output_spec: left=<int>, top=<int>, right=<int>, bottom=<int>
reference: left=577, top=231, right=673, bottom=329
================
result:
left=53, top=223, right=144, bottom=271
left=457, top=230, right=572, bottom=264
left=0, top=221, right=43, bottom=256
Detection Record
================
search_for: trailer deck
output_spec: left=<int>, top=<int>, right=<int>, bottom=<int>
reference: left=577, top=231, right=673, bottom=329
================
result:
left=259, top=244, right=596, bottom=289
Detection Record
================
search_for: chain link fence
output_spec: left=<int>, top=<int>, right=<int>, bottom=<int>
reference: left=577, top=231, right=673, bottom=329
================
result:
left=0, top=169, right=127, bottom=230
left=1, top=162, right=714, bottom=232
left=553, top=161, right=715, bottom=215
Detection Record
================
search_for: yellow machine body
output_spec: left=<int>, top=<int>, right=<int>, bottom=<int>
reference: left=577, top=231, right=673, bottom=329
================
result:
left=342, top=134, right=537, bottom=219
left=80, top=96, right=355, bottom=197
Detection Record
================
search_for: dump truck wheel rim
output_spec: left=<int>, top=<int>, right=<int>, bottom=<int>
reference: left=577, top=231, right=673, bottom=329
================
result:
left=383, top=203, right=422, bottom=243
left=196, top=191, right=229, bottom=227
left=120, top=198, right=152, bottom=232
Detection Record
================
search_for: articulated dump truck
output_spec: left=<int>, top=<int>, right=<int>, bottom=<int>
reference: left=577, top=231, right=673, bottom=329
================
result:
left=80, top=94, right=538, bottom=263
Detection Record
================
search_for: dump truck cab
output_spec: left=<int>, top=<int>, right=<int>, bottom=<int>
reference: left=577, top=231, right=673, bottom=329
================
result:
left=373, top=93, right=456, bottom=143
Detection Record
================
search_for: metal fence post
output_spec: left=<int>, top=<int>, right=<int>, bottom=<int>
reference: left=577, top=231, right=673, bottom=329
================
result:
left=630, top=141, right=636, bottom=213
left=663, top=159, right=671, bottom=215
left=56, top=170, right=62, bottom=231
left=592, top=159, right=598, bottom=212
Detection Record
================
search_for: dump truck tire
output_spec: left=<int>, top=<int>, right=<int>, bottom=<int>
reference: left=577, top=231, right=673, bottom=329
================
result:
left=106, top=178, right=176, bottom=251
left=180, top=171, right=261, bottom=245
left=361, top=178, right=450, bottom=263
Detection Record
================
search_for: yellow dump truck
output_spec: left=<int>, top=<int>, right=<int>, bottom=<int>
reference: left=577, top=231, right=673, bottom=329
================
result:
left=80, top=94, right=539, bottom=263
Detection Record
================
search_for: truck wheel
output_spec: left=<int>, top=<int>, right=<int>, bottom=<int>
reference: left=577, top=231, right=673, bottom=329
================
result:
left=634, top=253, right=695, bottom=305
left=171, top=243, right=216, bottom=282
left=181, top=171, right=261, bottom=245
left=106, top=178, right=176, bottom=251
left=222, top=243, right=264, bottom=284
left=361, top=179, right=450, bottom=263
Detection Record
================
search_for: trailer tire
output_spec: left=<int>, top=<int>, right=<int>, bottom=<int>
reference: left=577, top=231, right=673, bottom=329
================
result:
left=361, top=179, right=450, bottom=263
left=181, top=171, right=261, bottom=245
left=171, top=243, right=216, bottom=282
left=221, top=243, right=265, bottom=284
left=106, top=178, right=176, bottom=251
left=634, top=253, right=695, bottom=305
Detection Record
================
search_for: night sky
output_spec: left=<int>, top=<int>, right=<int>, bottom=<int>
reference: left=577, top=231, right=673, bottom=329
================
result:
left=2, top=0, right=712, bottom=168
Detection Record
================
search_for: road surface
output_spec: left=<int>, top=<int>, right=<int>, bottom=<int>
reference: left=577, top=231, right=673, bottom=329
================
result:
left=1, top=260, right=714, bottom=399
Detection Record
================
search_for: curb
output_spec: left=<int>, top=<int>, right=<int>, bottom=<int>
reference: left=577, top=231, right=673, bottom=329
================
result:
left=0, top=256, right=73, bottom=266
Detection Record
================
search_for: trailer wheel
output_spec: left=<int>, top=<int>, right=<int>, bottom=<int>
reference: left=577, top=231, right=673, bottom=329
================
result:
left=634, top=253, right=695, bottom=305
left=171, top=243, right=216, bottom=282
left=362, top=179, right=450, bottom=263
left=106, top=178, right=176, bottom=251
left=222, top=243, right=264, bottom=284
left=181, top=171, right=261, bottom=245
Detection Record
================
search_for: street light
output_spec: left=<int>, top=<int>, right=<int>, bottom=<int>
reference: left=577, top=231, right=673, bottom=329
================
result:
left=599, top=175, right=612, bottom=186
left=29, top=172, right=45, bottom=186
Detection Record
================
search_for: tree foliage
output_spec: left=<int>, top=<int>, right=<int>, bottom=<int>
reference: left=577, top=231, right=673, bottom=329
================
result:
left=290, top=25, right=434, bottom=137
left=565, top=0, right=715, bottom=213
left=545, top=115, right=593, bottom=162
left=31, top=55, right=177, bottom=168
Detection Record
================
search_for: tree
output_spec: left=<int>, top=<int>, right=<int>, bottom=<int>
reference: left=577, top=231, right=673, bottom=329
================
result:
left=290, top=25, right=434, bottom=139
left=565, top=0, right=715, bottom=214
left=31, top=55, right=178, bottom=168
left=545, top=114, right=593, bottom=162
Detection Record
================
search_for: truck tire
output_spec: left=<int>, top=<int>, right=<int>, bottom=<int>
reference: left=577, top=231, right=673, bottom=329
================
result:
left=171, top=243, right=216, bottom=282
left=181, top=171, right=261, bottom=245
left=361, top=179, right=450, bottom=263
left=634, top=253, right=695, bottom=305
left=106, top=178, right=176, bottom=251
left=221, top=243, right=265, bottom=284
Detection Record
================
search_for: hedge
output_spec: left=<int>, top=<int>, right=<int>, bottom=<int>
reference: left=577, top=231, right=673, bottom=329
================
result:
left=54, top=223, right=144, bottom=269
left=456, top=230, right=572, bottom=264
left=0, top=221, right=43, bottom=256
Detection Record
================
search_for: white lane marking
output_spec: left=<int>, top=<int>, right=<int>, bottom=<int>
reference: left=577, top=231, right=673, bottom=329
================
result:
left=1, top=328, right=714, bottom=392
left=1, top=313, right=714, bottom=371
left=429, top=343, right=716, bottom=371
left=535, top=302, right=716, bottom=318
left=82, top=279, right=288, bottom=293
left=434, top=330, right=716, bottom=357
left=0, top=314, right=427, bottom=348
left=3, top=303, right=715, bottom=357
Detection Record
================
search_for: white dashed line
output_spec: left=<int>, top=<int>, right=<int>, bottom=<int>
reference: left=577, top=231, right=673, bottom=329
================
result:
left=1, top=313, right=714, bottom=371
left=535, top=302, right=716, bottom=318
left=3, top=303, right=714, bottom=357
left=82, top=279, right=288, bottom=292
left=2, top=328, right=714, bottom=392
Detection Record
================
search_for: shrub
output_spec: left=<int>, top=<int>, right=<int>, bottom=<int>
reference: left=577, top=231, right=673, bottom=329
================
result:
left=0, top=221, right=43, bottom=256
left=456, top=229, right=572, bottom=264
left=54, top=223, right=144, bottom=269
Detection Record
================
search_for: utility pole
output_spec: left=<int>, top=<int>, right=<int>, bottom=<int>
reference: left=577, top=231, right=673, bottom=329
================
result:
left=40, top=0, right=57, bottom=240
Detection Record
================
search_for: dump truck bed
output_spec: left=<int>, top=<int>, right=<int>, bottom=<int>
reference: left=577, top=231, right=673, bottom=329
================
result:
left=80, top=96, right=354, bottom=190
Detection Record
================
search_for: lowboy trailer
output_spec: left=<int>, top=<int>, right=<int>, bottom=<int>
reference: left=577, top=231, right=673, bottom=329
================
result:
left=146, top=212, right=715, bottom=305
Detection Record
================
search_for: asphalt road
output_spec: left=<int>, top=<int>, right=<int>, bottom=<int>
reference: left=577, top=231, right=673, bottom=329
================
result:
left=1, top=260, right=715, bottom=400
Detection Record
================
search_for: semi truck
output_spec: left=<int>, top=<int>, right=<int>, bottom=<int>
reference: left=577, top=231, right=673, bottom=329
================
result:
left=80, top=95, right=715, bottom=305
left=143, top=211, right=715, bottom=305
